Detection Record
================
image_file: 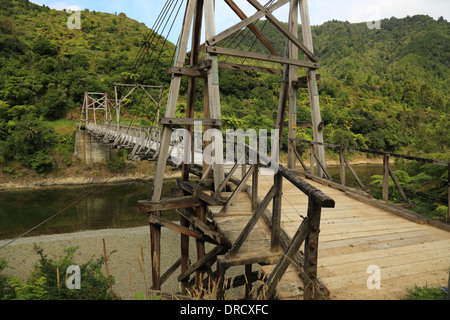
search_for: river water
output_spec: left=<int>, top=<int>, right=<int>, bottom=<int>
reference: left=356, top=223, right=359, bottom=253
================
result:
left=0, top=164, right=384, bottom=241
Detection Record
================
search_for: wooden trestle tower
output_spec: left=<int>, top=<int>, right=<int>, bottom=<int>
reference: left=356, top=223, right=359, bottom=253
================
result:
left=138, top=0, right=333, bottom=300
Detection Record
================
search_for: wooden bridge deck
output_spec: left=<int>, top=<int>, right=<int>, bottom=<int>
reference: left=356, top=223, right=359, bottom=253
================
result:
left=256, top=173, right=450, bottom=300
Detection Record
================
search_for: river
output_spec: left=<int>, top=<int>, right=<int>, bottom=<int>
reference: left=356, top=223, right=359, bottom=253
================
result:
left=0, top=164, right=384, bottom=241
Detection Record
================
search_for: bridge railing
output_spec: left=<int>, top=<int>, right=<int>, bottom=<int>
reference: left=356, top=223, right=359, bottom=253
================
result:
left=293, top=139, right=450, bottom=222
left=84, top=121, right=163, bottom=158
left=212, top=133, right=335, bottom=300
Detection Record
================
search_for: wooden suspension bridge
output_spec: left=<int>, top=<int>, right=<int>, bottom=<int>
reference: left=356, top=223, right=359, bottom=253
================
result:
left=76, top=0, right=450, bottom=300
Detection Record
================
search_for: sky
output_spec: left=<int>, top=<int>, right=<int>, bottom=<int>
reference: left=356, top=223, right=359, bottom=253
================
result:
left=30, top=0, right=450, bottom=44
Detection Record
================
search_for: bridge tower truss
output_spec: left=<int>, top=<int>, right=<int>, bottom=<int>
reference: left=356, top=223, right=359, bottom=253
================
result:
left=148, top=0, right=328, bottom=294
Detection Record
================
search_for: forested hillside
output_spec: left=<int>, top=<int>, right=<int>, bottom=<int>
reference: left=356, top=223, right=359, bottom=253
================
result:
left=0, top=0, right=448, bottom=174
left=219, top=15, right=449, bottom=155
left=0, top=0, right=175, bottom=173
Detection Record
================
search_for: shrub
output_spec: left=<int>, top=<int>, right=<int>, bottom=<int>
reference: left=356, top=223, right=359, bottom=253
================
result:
left=1, top=246, right=119, bottom=300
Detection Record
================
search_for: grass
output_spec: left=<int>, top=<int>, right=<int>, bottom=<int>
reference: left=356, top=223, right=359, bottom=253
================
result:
left=45, top=119, right=77, bottom=136
left=403, top=284, right=447, bottom=300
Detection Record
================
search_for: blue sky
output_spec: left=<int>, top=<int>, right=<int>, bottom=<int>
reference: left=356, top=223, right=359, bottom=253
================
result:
left=30, top=0, right=450, bottom=44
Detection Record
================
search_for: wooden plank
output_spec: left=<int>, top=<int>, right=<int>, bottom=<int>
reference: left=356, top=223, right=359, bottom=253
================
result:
left=227, top=185, right=276, bottom=256
left=206, top=46, right=320, bottom=69
left=137, top=196, right=202, bottom=212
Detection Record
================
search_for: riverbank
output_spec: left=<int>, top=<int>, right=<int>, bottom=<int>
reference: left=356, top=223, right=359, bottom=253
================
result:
left=0, top=226, right=188, bottom=300
left=0, top=160, right=181, bottom=192
left=0, top=153, right=386, bottom=192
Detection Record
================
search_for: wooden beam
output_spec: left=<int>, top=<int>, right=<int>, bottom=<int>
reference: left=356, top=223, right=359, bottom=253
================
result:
left=343, top=153, right=365, bottom=189
left=177, top=180, right=225, bottom=206
left=178, top=245, right=226, bottom=282
left=217, top=251, right=282, bottom=268
left=149, top=215, right=204, bottom=240
left=265, top=217, right=310, bottom=299
left=278, top=165, right=335, bottom=208
left=247, top=0, right=318, bottom=62
left=160, top=117, right=222, bottom=127
left=156, top=258, right=182, bottom=288
left=206, top=46, right=319, bottom=69
left=383, top=153, right=390, bottom=202
left=167, top=66, right=204, bottom=77
left=224, top=0, right=280, bottom=56
left=220, top=165, right=255, bottom=214
left=218, top=62, right=282, bottom=75
left=177, top=208, right=229, bottom=246
left=207, top=0, right=291, bottom=46
left=137, top=196, right=202, bottom=213
left=388, top=165, right=408, bottom=203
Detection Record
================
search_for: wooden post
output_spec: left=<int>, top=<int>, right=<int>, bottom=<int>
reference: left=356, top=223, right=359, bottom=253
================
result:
left=287, top=0, right=299, bottom=170
left=180, top=214, right=190, bottom=293
left=252, top=164, right=259, bottom=212
left=299, top=0, right=326, bottom=177
left=195, top=206, right=206, bottom=291
left=216, top=261, right=227, bottom=300
left=114, top=84, right=120, bottom=137
left=204, top=0, right=225, bottom=190
left=448, top=166, right=450, bottom=223
left=271, top=171, right=283, bottom=251
left=339, top=147, right=346, bottom=186
left=149, top=0, right=198, bottom=292
left=383, top=153, right=390, bottom=202
left=304, top=197, right=322, bottom=300
left=245, top=264, right=252, bottom=299
left=310, top=143, right=315, bottom=175
left=149, top=212, right=161, bottom=291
